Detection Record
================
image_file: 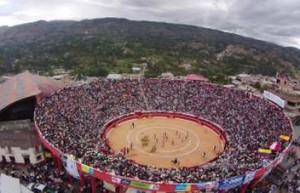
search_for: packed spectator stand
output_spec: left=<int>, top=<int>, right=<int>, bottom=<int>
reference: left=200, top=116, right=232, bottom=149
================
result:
left=34, top=78, right=292, bottom=184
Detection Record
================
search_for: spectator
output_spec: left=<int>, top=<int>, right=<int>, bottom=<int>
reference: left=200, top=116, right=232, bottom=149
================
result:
left=35, top=78, right=292, bottom=183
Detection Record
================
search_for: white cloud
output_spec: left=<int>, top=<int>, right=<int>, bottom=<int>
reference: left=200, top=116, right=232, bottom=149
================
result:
left=0, top=16, right=20, bottom=26
left=0, top=0, right=9, bottom=6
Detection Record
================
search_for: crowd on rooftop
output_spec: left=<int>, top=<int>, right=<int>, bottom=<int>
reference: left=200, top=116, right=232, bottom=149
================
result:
left=35, top=78, right=292, bottom=183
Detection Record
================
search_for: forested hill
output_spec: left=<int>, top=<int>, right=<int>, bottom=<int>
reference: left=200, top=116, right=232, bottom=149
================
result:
left=0, top=18, right=299, bottom=82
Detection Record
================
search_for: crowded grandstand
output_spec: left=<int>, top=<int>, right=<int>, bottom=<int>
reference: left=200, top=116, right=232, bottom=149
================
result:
left=34, top=78, right=292, bottom=184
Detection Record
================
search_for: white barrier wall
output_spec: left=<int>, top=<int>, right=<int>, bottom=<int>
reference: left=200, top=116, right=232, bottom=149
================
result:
left=263, top=91, right=286, bottom=108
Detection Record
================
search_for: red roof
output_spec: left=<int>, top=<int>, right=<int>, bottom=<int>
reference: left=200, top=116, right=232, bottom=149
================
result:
left=0, top=71, right=63, bottom=111
left=185, top=74, right=208, bottom=81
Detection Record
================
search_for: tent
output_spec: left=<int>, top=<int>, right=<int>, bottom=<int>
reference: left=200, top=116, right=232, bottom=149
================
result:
left=0, top=174, right=21, bottom=193
left=185, top=74, right=208, bottom=82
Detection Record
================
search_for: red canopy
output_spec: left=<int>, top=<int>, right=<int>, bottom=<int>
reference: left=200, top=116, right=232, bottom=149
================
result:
left=0, top=71, right=63, bottom=111
left=185, top=74, right=208, bottom=82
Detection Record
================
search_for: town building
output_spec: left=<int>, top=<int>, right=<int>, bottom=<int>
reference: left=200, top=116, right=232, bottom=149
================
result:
left=0, top=71, right=62, bottom=164
left=161, top=72, right=174, bottom=78
left=229, top=72, right=300, bottom=120
left=271, top=71, right=300, bottom=119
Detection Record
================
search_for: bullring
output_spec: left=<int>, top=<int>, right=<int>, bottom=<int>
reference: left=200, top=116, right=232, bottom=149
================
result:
left=34, top=78, right=292, bottom=191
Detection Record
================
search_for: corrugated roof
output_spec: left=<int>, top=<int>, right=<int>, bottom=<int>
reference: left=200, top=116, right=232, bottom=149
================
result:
left=0, top=71, right=63, bottom=111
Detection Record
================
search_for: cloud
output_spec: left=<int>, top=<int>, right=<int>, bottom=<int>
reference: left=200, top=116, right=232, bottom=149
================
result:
left=0, top=0, right=300, bottom=48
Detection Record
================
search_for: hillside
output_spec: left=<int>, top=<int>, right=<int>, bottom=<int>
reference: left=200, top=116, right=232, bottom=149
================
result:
left=0, top=18, right=300, bottom=82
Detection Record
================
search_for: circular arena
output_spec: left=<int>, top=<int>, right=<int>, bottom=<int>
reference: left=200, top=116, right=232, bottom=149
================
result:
left=34, top=78, right=293, bottom=192
left=104, top=113, right=226, bottom=168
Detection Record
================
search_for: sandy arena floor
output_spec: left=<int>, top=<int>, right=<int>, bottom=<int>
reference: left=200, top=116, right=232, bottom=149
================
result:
left=107, top=117, right=225, bottom=168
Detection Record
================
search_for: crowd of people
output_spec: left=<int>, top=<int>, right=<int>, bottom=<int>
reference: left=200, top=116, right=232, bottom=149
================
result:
left=272, top=137, right=300, bottom=193
left=251, top=136, right=300, bottom=193
left=35, top=78, right=292, bottom=183
left=279, top=158, right=300, bottom=192
left=1, top=160, right=75, bottom=193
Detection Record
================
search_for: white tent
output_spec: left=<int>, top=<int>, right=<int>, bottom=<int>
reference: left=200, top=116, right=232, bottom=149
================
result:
left=107, top=74, right=123, bottom=79
left=0, top=174, right=21, bottom=193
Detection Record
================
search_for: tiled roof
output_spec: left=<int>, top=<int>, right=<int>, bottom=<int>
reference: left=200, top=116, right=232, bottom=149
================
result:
left=0, top=71, right=63, bottom=111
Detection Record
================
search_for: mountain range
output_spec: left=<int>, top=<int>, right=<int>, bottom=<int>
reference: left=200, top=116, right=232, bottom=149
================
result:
left=0, top=18, right=299, bottom=82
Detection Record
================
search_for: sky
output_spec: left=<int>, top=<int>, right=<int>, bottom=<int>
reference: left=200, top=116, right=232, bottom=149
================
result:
left=1, top=0, right=300, bottom=49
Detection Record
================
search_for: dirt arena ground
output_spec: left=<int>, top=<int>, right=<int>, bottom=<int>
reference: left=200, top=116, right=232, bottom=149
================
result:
left=107, top=117, right=225, bottom=168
